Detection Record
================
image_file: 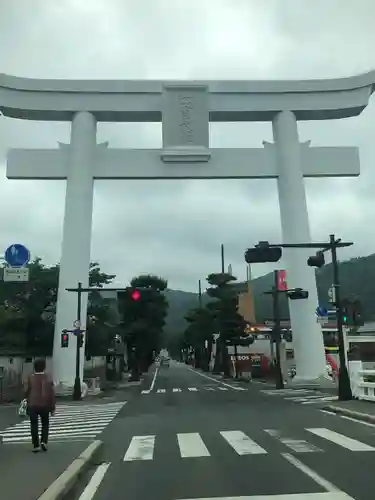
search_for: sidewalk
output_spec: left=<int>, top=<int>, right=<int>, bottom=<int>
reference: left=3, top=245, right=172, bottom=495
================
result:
left=323, top=398, right=375, bottom=423
left=0, top=440, right=98, bottom=500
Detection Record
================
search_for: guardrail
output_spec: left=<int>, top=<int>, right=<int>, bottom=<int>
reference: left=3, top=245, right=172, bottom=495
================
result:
left=348, top=360, right=375, bottom=402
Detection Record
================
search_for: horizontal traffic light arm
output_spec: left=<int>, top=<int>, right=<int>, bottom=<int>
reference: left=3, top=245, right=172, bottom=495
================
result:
left=256, top=241, right=353, bottom=249
left=66, top=287, right=131, bottom=292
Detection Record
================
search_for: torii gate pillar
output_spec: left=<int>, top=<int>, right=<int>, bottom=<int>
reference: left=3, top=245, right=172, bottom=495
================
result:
left=273, top=110, right=326, bottom=383
left=53, top=111, right=96, bottom=387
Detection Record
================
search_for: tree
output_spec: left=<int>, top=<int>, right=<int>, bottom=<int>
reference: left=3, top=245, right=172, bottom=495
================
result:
left=0, top=259, right=116, bottom=357
left=206, top=272, right=246, bottom=377
left=182, top=307, right=215, bottom=371
left=118, top=274, right=168, bottom=381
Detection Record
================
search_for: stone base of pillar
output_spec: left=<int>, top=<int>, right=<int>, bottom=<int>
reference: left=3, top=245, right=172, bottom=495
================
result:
left=54, top=380, right=88, bottom=398
left=289, top=374, right=337, bottom=390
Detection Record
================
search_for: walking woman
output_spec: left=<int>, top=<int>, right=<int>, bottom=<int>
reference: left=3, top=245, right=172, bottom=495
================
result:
left=24, top=358, right=56, bottom=453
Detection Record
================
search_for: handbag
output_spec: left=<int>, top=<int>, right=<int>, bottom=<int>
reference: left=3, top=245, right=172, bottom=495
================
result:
left=18, top=398, right=28, bottom=417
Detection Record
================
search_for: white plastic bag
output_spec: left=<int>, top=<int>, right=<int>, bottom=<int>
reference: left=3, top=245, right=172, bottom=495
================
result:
left=18, top=398, right=28, bottom=417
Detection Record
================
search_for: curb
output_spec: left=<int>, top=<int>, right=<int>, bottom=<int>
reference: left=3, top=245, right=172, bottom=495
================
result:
left=37, top=440, right=103, bottom=500
left=323, top=405, right=375, bottom=424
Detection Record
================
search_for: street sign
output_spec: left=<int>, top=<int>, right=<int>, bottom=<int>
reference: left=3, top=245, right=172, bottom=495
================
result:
left=316, top=306, right=328, bottom=317
left=73, top=319, right=81, bottom=329
left=3, top=267, right=29, bottom=282
left=276, top=270, right=287, bottom=291
left=4, top=244, right=30, bottom=268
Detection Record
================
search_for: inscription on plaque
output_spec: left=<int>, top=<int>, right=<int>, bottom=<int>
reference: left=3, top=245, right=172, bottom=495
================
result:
left=178, top=95, right=194, bottom=144
left=162, top=85, right=209, bottom=149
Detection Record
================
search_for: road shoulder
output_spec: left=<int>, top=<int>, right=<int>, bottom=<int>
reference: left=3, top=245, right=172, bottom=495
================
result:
left=0, top=440, right=101, bottom=500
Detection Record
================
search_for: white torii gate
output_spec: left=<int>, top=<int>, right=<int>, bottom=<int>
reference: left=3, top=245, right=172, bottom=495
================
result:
left=1, top=72, right=374, bottom=388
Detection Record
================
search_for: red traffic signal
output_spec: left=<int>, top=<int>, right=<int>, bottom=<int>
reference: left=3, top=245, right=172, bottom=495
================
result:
left=61, top=332, right=69, bottom=348
left=131, top=289, right=141, bottom=301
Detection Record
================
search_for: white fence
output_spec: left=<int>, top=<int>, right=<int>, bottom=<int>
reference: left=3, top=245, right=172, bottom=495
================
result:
left=347, top=334, right=375, bottom=402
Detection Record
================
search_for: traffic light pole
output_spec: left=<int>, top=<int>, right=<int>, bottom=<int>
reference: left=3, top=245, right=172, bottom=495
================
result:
left=272, top=271, right=284, bottom=390
left=65, top=285, right=132, bottom=401
left=72, top=282, right=83, bottom=401
left=330, top=234, right=353, bottom=401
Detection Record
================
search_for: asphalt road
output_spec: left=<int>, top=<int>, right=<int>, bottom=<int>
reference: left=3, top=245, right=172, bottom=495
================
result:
left=73, top=361, right=375, bottom=500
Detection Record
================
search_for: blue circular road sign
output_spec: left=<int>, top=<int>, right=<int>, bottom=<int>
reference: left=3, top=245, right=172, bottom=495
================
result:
left=4, top=244, right=30, bottom=268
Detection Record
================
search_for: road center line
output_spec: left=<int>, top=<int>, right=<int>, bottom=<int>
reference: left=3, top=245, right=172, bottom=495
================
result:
left=188, top=367, right=245, bottom=390
left=78, top=463, right=111, bottom=500
left=282, top=452, right=349, bottom=494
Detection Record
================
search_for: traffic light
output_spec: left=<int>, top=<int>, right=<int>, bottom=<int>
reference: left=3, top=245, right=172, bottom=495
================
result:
left=244, top=241, right=282, bottom=264
left=131, top=289, right=141, bottom=301
left=307, top=251, right=325, bottom=268
left=61, top=332, right=69, bottom=348
left=287, top=288, right=309, bottom=300
left=352, top=300, right=363, bottom=326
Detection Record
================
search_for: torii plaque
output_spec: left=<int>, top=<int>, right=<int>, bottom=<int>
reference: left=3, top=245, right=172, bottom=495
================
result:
left=1, top=71, right=373, bottom=388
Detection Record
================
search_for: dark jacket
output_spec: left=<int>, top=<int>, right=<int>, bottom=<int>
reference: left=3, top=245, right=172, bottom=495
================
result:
left=25, top=373, right=56, bottom=412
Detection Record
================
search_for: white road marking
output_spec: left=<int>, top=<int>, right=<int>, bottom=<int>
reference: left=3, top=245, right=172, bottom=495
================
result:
left=149, top=366, right=159, bottom=392
left=78, top=462, right=111, bottom=500
left=179, top=493, right=354, bottom=499
left=220, top=430, right=267, bottom=455
left=141, top=390, right=150, bottom=394
left=319, top=410, right=336, bottom=416
left=0, top=402, right=125, bottom=443
left=188, top=368, right=246, bottom=391
left=262, top=389, right=312, bottom=395
left=218, top=387, right=228, bottom=391
left=177, top=433, right=211, bottom=458
left=156, top=389, right=166, bottom=393
left=286, top=395, right=326, bottom=401
left=340, top=415, right=375, bottom=428
left=307, top=428, right=375, bottom=451
left=188, top=387, right=198, bottom=391
left=173, top=388, right=182, bottom=392
left=301, top=396, right=338, bottom=404
left=282, top=453, right=351, bottom=495
left=123, top=435, right=155, bottom=461
left=264, top=429, right=322, bottom=453
left=205, top=387, right=215, bottom=391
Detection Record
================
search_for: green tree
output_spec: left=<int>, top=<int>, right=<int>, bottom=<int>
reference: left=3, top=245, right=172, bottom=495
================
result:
left=183, top=307, right=215, bottom=371
left=0, top=259, right=116, bottom=357
left=118, top=274, right=168, bottom=381
left=206, top=272, right=246, bottom=377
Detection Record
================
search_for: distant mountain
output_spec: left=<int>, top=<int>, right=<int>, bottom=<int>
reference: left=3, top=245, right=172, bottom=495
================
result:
left=164, top=254, right=375, bottom=336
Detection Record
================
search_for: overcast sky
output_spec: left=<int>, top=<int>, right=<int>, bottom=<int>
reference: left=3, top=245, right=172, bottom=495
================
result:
left=0, top=0, right=374, bottom=292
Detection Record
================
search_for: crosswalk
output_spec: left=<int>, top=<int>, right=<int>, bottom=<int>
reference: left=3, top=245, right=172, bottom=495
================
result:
left=141, top=386, right=247, bottom=394
left=0, top=401, right=125, bottom=443
left=121, top=426, right=375, bottom=461
left=261, top=388, right=338, bottom=404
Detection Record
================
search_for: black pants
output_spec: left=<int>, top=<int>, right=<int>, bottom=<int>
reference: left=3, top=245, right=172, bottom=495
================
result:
left=29, top=407, right=50, bottom=447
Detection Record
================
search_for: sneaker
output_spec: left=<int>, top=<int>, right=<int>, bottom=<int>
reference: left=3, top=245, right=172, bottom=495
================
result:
left=32, top=446, right=41, bottom=453
left=41, top=442, right=48, bottom=452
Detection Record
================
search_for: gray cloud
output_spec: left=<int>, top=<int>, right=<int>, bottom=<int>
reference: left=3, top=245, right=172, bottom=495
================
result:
left=0, top=0, right=374, bottom=292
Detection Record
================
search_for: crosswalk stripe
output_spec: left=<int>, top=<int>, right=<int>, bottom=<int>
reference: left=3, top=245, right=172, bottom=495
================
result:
left=188, top=387, right=198, bottom=391
left=220, top=430, right=267, bottom=455
left=156, top=389, right=166, bottom=393
left=307, top=428, right=375, bottom=451
left=301, top=396, right=338, bottom=405
left=173, top=388, right=182, bottom=392
left=123, top=435, right=155, bottom=461
left=0, top=402, right=125, bottom=443
left=264, top=429, right=322, bottom=453
left=177, top=433, right=210, bottom=458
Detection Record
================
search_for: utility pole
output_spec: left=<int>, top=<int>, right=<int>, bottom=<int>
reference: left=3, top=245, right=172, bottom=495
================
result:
left=198, top=279, right=202, bottom=308
left=221, top=244, right=225, bottom=273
